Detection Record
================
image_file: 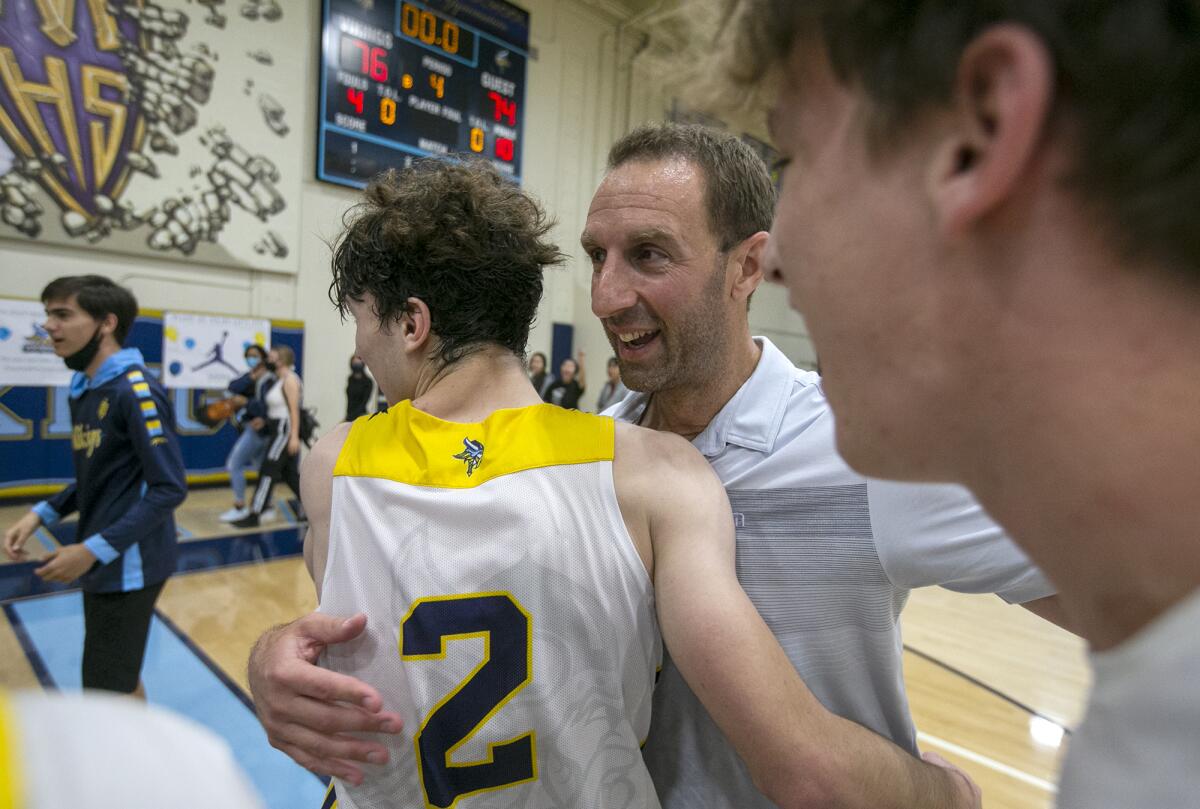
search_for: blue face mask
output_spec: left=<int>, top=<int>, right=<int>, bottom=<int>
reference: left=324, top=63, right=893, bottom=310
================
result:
left=246, top=356, right=260, bottom=369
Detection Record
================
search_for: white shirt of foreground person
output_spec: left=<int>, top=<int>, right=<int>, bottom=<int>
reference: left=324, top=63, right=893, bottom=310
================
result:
left=1, top=690, right=265, bottom=809
left=1057, top=588, right=1200, bottom=809
left=607, top=337, right=1054, bottom=809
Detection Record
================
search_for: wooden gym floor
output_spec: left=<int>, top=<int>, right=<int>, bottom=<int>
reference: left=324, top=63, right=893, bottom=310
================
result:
left=0, top=487, right=1088, bottom=808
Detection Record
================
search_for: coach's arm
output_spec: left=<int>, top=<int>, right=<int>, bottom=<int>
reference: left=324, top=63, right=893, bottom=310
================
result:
left=247, top=425, right=404, bottom=785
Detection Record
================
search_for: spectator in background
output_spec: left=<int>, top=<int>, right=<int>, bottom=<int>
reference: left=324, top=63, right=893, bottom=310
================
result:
left=232, top=345, right=302, bottom=529
left=219, top=344, right=274, bottom=523
left=527, top=351, right=554, bottom=398
left=594, top=355, right=629, bottom=412
left=344, top=355, right=373, bottom=421
left=543, top=351, right=586, bottom=409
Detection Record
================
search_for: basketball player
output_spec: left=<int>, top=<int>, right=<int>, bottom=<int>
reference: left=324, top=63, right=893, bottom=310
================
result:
left=716, top=1, right=1200, bottom=806
left=290, top=159, right=976, bottom=808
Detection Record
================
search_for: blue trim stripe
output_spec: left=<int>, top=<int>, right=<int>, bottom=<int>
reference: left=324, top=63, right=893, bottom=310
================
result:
left=83, top=534, right=119, bottom=565
left=121, top=543, right=145, bottom=591
left=32, top=501, right=61, bottom=526
left=6, top=593, right=326, bottom=809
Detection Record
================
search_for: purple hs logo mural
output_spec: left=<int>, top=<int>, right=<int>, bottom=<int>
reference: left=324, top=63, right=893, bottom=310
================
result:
left=0, top=0, right=290, bottom=257
left=0, top=0, right=147, bottom=220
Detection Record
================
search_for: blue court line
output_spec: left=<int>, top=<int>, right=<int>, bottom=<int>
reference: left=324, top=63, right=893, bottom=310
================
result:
left=1, top=602, right=55, bottom=688
left=8, top=592, right=326, bottom=809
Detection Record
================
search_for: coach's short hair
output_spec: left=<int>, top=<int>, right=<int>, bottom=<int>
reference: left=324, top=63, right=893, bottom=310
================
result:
left=607, top=122, right=775, bottom=252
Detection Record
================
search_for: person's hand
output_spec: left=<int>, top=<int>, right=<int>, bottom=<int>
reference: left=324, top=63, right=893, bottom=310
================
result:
left=250, top=417, right=266, bottom=431
left=577, top=349, right=585, bottom=362
left=923, top=751, right=982, bottom=809
left=34, top=543, right=97, bottom=583
left=248, top=612, right=404, bottom=784
left=3, top=511, right=41, bottom=561
left=288, top=435, right=301, bottom=456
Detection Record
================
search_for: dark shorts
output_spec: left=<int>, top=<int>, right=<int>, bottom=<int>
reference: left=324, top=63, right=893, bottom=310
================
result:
left=81, top=581, right=165, bottom=693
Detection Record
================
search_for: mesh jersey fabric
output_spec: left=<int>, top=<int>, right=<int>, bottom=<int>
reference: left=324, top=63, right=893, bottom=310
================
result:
left=320, top=402, right=662, bottom=809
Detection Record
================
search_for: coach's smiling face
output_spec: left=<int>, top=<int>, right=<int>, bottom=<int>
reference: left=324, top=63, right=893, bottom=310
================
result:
left=583, top=157, right=748, bottom=397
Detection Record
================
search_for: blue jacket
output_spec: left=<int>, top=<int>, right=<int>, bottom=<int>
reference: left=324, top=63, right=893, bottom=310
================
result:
left=33, top=349, right=187, bottom=593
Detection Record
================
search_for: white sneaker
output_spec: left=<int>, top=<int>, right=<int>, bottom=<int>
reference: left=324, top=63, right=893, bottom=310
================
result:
left=219, top=507, right=249, bottom=522
left=260, top=508, right=278, bottom=522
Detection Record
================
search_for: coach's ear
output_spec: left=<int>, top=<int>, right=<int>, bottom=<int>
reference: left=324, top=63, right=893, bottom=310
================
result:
left=728, top=231, right=769, bottom=305
left=929, top=23, right=1055, bottom=235
left=400, top=297, right=433, bottom=355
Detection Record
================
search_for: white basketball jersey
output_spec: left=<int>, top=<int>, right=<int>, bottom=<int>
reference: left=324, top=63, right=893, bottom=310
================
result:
left=319, top=402, right=662, bottom=809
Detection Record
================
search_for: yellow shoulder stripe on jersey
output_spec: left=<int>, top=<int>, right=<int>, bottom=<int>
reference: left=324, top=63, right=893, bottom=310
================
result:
left=334, top=402, right=614, bottom=488
left=0, top=692, right=24, bottom=809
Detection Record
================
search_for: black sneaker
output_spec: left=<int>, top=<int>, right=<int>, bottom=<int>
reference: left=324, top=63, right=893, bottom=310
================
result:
left=231, top=513, right=260, bottom=529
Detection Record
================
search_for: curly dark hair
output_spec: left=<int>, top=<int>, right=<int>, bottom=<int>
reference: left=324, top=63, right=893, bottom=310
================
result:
left=329, top=158, right=565, bottom=367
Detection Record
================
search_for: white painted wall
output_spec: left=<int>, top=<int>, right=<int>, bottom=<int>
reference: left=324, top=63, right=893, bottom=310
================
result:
left=0, top=0, right=814, bottom=429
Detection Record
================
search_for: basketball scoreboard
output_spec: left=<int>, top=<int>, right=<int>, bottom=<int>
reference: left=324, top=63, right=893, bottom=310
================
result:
left=317, top=0, right=529, bottom=188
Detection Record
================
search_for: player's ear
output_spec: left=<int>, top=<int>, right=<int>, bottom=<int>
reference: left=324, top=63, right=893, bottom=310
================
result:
left=929, top=24, right=1054, bottom=235
left=400, top=297, right=433, bottom=353
left=99, top=312, right=120, bottom=341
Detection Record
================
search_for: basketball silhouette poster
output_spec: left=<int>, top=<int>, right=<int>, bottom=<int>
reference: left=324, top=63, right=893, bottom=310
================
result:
left=161, top=310, right=268, bottom=389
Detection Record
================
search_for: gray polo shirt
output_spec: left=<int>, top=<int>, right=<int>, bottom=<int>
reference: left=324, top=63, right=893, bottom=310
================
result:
left=607, top=337, right=1054, bottom=809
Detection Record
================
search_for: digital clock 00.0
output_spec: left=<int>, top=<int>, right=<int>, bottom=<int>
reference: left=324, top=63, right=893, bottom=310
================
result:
left=318, top=0, right=530, bottom=188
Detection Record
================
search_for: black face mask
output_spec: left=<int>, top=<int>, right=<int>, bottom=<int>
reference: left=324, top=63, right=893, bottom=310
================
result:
left=265, top=361, right=277, bottom=372
left=64, top=327, right=104, bottom=372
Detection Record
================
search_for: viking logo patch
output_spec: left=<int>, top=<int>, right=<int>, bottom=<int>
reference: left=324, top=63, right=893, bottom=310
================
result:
left=452, top=437, right=484, bottom=477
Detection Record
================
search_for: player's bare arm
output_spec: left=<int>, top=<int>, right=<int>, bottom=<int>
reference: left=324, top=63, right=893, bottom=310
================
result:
left=301, top=422, right=350, bottom=592
left=614, top=423, right=978, bottom=809
left=249, top=423, right=403, bottom=785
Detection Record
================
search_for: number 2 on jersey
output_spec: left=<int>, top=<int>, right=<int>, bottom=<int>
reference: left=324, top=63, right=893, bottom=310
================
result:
left=401, top=593, right=536, bottom=808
